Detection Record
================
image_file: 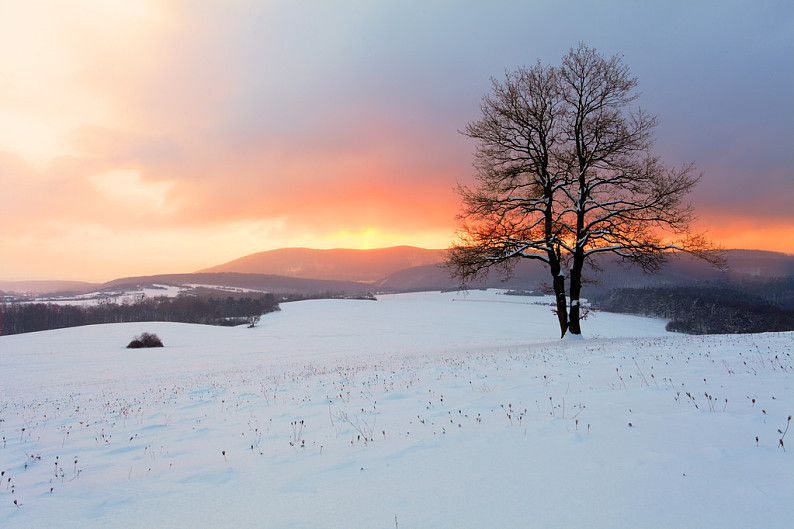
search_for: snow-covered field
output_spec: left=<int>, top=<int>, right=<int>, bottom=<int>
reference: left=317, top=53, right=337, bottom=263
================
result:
left=10, top=285, right=187, bottom=307
left=1, top=290, right=791, bottom=528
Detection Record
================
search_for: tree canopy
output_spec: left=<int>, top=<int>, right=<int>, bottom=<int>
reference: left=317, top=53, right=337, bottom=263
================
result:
left=448, top=43, right=722, bottom=337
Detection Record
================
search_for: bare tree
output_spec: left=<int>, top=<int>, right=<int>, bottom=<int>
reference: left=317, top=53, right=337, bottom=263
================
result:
left=448, top=43, right=723, bottom=338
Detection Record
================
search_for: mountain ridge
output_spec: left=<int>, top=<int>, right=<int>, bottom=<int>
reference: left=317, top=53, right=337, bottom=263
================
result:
left=197, top=245, right=446, bottom=282
left=2, top=247, right=791, bottom=297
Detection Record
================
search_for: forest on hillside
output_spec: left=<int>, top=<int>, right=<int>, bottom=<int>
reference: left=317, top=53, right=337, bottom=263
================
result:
left=0, top=294, right=280, bottom=336
left=592, top=277, right=793, bottom=335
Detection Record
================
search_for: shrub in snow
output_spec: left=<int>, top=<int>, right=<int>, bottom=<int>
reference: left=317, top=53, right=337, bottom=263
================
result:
left=127, top=332, right=164, bottom=349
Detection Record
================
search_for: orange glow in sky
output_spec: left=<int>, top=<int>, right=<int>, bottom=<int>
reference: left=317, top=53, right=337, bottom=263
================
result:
left=1, top=1, right=791, bottom=282
left=693, top=217, right=794, bottom=257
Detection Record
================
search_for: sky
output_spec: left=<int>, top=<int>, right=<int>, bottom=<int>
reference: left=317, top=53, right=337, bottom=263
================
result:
left=1, top=0, right=792, bottom=282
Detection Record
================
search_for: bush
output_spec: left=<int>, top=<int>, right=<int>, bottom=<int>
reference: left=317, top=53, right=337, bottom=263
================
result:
left=127, top=332, right=164, bottom=349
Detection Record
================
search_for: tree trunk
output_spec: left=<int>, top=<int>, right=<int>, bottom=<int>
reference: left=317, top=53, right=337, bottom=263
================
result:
left=549, top=254, right=569, bottom=338
left=554, top=273, right=569, bottom=338
left=568, top=247, right=585, bottom=335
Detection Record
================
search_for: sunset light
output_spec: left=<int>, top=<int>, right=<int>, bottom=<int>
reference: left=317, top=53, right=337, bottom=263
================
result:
left=1, top=5, right=792, bottom=527
left=1, top=1, right=791, bottom=282
left=319, top=227, right=451, bottom=251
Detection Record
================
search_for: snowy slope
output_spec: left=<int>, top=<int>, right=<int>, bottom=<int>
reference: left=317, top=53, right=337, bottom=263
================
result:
left=0, top=290, right=791, bottom=528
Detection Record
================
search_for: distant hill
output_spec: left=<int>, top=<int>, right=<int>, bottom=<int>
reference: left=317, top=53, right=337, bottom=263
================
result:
left=188, top=247, right=793, bottom=297
left=0, top=280, right=99, bottom=296
left=3, top=248, right=790, bottom=301
left=100, top=272, right=373, bottom=297
left=198, top=246, right=445, bottom=282
left=376, top=249, right=794, bottom=294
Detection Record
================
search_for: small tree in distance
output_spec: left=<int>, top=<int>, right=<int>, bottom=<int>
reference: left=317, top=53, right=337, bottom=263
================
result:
left=447, top=43, right=723, bottom=338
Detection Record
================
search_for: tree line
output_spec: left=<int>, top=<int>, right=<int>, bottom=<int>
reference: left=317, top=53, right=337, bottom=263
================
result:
left=0, top=294, right=280, bottom=335
left=593, top=282, right=793, bottom=335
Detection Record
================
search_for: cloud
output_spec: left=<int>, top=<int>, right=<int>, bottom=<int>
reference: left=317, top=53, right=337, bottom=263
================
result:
left=1, top=1, right=792, bottom=280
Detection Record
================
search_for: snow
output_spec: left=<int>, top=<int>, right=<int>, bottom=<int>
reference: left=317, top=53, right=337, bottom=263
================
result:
left=185, top=284, right=269, bottom=294
left=19, top=285, right=186, bottom=307
left=1, top=290, right=791, bottom=528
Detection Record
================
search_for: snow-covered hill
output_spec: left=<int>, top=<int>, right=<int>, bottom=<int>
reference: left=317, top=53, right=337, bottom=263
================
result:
left=1, top=290, right=791, bottom=528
